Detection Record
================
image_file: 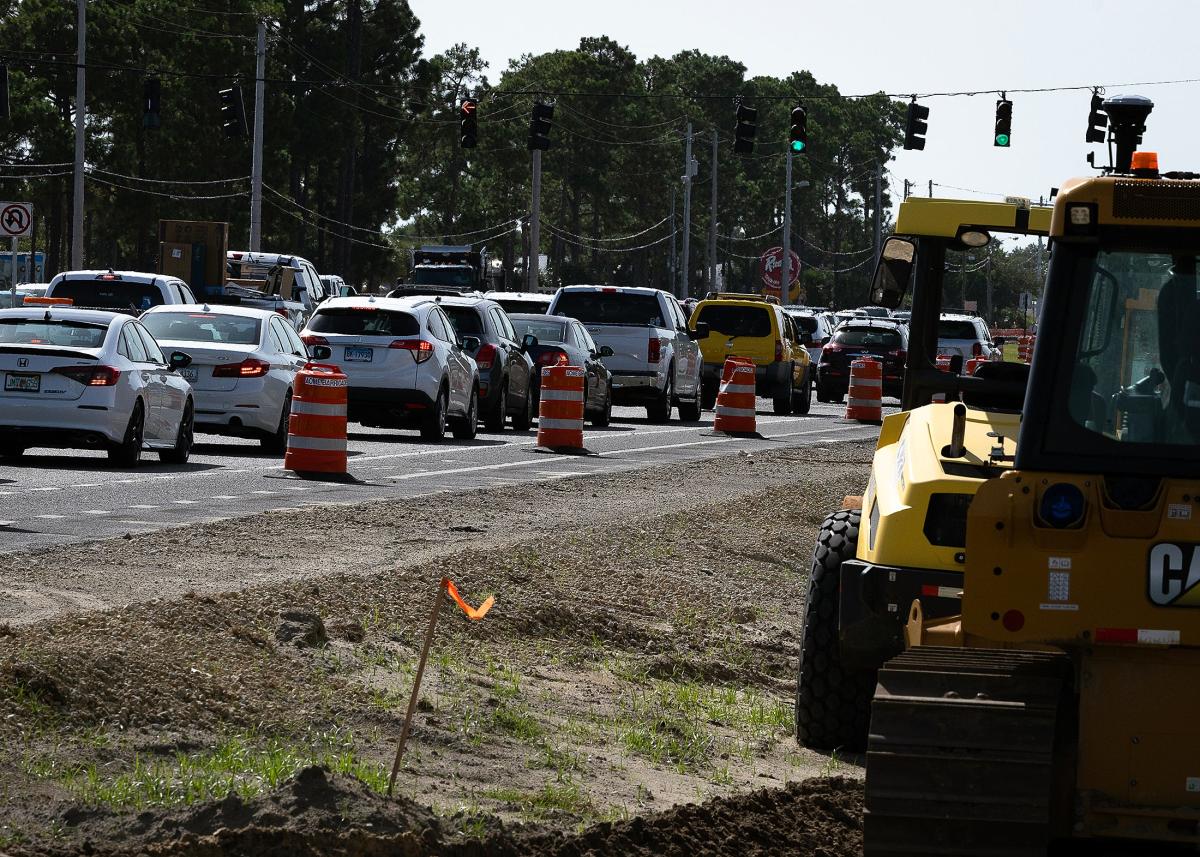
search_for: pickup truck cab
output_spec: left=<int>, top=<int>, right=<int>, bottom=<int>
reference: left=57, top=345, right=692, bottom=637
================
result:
left=226, top=252, right=331, bottom=326
left=547, top=285, right=702, bottom=422
left=45, top=270, right=197, bottom=311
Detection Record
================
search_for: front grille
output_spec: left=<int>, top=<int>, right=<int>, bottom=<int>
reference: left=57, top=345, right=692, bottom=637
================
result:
left=1113, top=180, right=1200, bottom=220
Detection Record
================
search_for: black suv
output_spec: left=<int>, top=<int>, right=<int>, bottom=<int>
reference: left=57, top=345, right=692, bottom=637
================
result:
left=816, top=319, right=908, bottom=403
left=438, top=296, right=536, bottom=431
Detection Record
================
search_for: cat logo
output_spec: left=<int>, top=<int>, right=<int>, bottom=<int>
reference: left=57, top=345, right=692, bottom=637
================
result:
left=1148, top=542, right=1200, bottom=607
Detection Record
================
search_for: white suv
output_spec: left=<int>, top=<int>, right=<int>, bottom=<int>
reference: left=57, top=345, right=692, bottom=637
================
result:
left=46, top=270, right=197, bottom=311
left=300, top=296, right=479, bottom=441
left=937, top=313, right=1001, bottom=364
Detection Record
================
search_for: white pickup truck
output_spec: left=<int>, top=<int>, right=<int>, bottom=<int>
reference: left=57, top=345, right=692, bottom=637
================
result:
left=547, top=285, right=704, bottom=422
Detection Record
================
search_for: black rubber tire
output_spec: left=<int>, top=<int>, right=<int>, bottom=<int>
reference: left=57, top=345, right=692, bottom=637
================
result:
left=677, top=396, right=702, bottom=422
left=450, top=387, right=479, bottom=440
left=793, top=369, right=812, bottom=415
left=420, top=388, right=447, bottom=441
left=484, top=379, right=507, bottom=432
left=700, top=379, right=718, bottom=411
left=816, top=381, right=831, bottom=404
left=511, top=385, right=533, bottom=432
left=795, top=508, right=876, bottom=753
left=108, top=401, right=145, bottom=466
left=591, top=384, right=612, bottom=427
left=260, top=391, right=291, bottom=454
left=0, top=445, right=25, bottom=460
left=646, top=369, right=672, bottom=423
left=159, top=400, right=194, bottom=464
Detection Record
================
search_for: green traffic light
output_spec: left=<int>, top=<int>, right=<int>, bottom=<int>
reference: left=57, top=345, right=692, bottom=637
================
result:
left=791, top=140, right=805, bottom=153
left=995, top=133, right=1010, bottom=147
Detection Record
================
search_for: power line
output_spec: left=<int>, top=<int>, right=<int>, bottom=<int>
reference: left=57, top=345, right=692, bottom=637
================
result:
left=86, top=173, right=247, bottom=200
left=542, top=215, right=671, bottom=243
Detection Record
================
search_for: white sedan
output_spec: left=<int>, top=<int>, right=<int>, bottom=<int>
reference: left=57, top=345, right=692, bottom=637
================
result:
left=141, top=304, right=309, bottom=453
left=0, top=307, right=194, bottom=465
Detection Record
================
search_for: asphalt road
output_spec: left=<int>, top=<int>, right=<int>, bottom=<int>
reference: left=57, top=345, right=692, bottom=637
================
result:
left=0, top=399, right=890, bottom=553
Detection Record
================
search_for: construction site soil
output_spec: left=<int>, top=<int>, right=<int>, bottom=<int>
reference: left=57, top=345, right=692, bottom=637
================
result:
left=0, top=440, right=873, bottom=856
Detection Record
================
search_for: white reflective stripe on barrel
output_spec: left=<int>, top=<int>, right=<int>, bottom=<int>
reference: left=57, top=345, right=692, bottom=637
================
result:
left=715, top=406, right=755, bottom=418
left=849, top=377, right=883, bottom=388
left=847, top=398, right=881, bottom=409
left=721, top=383, right=755, bottom=395
left=539, top=389, right=584, bottom=401
left=538, top=417, right=584, bottom=430
left=286, top=435, right=348, bottom=452
left=290, top=399, right=347, bottom=416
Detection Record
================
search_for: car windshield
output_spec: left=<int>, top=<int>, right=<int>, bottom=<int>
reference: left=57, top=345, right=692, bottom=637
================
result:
left=413, top=267, right=474, bottom=288
left=0, top=317, right=108, bottom=348
left=789, top=314, right=819, bottom=335
left=697, top=304, right=772, bottom=338
left=938, top=320, right=980, bottom=339
left=142, top=312, right=261, bottom=345
left=52, top=279, right=162, bottom=310
left=511, top=318, right=566, bottom=343
left=441, top=306, right=485, bottom=336
left=308, top=307, right=420, bottom=336
left=496, top=299, right=551, bottom=314
left=553, top=292, right=664, bottom=326
left=833, top=327, right=902, bottom=348
left=1065, top=248, right=1200, bottom=447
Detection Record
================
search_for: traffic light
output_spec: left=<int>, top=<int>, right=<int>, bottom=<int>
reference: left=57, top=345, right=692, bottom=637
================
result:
left=903, top=100, right=929, bottom=151
left=788, top=104, right=807, bottom=153
left=994, top=98, right=1012, bottom=147
left=460, top=98, right=478, bottom=148
left=733, top=102, right=756, bottom=155
left=1085, top=92, right=1107, bottom=144
left=143, top=77, right=161, bottom=130
left=528, top=101, right=553, bottom=151
left=218, top=84, right=247, bottom=139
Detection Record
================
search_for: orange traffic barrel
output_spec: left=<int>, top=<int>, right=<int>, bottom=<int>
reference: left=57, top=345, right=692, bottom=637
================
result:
left=713, top=357, right=757, bottom=434
left=932, top=354, right=953, bottom=403
left=846, top=357, right=883, bottom=423
left=1018, top=335, right=1035, bottom=364
left=537, top=365, right=585, bottom=450
left=284, top=362, right=349, bottom=474
left=964, top=357, right=987, bottom=376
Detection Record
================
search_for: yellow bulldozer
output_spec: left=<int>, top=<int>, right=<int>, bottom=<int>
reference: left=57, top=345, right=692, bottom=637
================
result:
left=796, top=95, right=1200, bottom=854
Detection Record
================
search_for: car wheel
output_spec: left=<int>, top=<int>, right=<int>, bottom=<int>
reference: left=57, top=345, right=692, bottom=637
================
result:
left=646, top=368, right=672, bottom=423
left=773, top=385, right=793, bottom=416
left=108, top=400, right=145, bottom=467
left=260, top=390, right=292, bottom=454
left=484, top=379, right=507, bottom=432
left=591, top=384, right=613, bottom=427
left=677, top=395, right=702, bottom=422
left=700, top=379, right=718, bottom=411
left=793, top=369, right=812, bottom=415
left=816, top=381, right=831, bottom=404
left=511, top=386, right=533, bottom=432
left=795, top=509, right=875, bottom=752
left=420, top=388, right=447, bottom=441
left=159, top=400, right=194, bottom=464
left=451, top=386, right=479, bottom=440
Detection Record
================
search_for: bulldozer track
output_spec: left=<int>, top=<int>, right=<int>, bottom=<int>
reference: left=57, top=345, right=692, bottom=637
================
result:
left=864, top=647, right=1074, bottom=856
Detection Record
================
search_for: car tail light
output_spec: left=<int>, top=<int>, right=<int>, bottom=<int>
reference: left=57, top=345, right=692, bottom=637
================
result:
left=390, top=339, right=434, bottom=364
left=775, top=339, right=783, bottom=362
left=212, top=358, right=271, bottom=378
left=52, top=365, right=121, bottom=386
left=474, top=343, right=497, bottom=369
left=972, top=341, right=983, bottom=357
left=648, top=337, right=663, bottom=363
left=536, top=348, right=570, bottom=367
left=824, top=342, right=842, bottom=353
left=301, top=334, right=328, bottom=347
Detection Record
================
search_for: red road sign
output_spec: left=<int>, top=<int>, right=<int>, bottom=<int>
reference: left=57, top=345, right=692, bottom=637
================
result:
left=0, top=202, right=33, bottom=239
left=758, top=246, right=801, bottom=300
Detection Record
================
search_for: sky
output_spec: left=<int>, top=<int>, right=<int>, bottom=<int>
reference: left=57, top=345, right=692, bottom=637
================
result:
left=411, top=0, right=1200, bottom=214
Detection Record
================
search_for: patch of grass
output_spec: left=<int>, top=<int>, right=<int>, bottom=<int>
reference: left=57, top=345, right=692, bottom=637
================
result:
left=482, top=779, right=592, bottom=820
left=527, top=741, right=584, bottom=775
left=491, top=703, right=542, bottom=741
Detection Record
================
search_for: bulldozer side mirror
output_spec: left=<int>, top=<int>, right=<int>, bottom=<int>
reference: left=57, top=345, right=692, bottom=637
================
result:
left=870, top=237, right=916, bottom=310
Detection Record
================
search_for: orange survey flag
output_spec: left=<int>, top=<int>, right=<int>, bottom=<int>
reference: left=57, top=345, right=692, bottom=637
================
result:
left=442, top=578, right=494, bottom=620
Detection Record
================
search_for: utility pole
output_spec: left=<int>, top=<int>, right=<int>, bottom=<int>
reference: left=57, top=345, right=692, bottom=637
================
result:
left=680, top=122, right=693, bottom=299
left=528, top=148, right=542, bottom=291
left=903, top=179, right=911, bottom=200
left=708, top=129, right=718, bottom=291
left=71, top=0, right=86, bottom=269
left=986, top=244, right=994, bottom=321
left=249, top=19, right=266, bottom=252
left=873, top=162, right=883, bottom=264
left=1036, top=195, right=1045, bottom=285
left=668, top=188, right=677, bottom=288
left=781, top=143, right=793, bottom=307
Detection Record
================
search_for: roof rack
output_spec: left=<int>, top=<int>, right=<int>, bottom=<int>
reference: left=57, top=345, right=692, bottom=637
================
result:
left=702, top=291, right=780, bottom=305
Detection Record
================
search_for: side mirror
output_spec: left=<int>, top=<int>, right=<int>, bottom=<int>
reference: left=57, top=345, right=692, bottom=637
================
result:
left=522, top=333, right=538, bottom=352
left=993, top=336, right=1006, bottom=348
left=599, top=345, right=614, bottom=357
left=870, top=236, right=916, bottom=310
left=169, top=350, right=192, bottom=370
left=310, top=344, right=332, bottom=361
left=689, top=321, right=710, bottom=340
left=461, top=335, right=481, bottom=352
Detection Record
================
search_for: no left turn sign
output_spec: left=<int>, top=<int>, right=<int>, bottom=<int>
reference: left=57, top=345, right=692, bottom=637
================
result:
left=0, top=202, right=33, bottom=238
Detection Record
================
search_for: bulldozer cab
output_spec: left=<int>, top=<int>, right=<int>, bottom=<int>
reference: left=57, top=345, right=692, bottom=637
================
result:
left=870, top=197, right=1052, bottom=411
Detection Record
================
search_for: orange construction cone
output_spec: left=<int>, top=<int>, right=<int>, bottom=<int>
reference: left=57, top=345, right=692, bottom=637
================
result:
left=712, top=357, right=757, bottom=434
left=536, top=365, right=586, bottom=451
left=964, top=357, right=987, bottom=376
left=846, top=357, right=883, bottom=423
left=1018, top=335, right=1035, bottom=364
left=285, top=362, right=349, bottom=475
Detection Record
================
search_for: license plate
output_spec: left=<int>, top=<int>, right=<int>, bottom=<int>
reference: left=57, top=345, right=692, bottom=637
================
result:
left=4, top=372, right=39, bottom=392
left=180, top=367, right=199, bottom=382
left=344, top=346, right=373, bottom=362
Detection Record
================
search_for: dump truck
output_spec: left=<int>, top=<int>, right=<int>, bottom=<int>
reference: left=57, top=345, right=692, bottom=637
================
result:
left=795, top=95, right=1200, bottom=853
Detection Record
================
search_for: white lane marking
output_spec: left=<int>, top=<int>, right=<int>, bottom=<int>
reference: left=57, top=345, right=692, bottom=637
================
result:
left=172, top=499, right=198, bottom=505
left=279, top=484, right=312, bottom=491
left=210, top=495, right=239, bottom=500
left=251, top=490, right=277, bottom=495
left=0, top=520, right=15, bottom=527
left=129, top=504, right=160, bottom=510
left=600, top=425, right=877, bottom=458
left=75, top=483, right=100, bottom=488
left=81, top=510, right=110, bottom=516
left=385, top=456, right=582, bottom=482
left=116, top=520, right=162, bottom=526
left=34, top=514, right=65, bottom=519
left=29, top=486, right=60, bottom=492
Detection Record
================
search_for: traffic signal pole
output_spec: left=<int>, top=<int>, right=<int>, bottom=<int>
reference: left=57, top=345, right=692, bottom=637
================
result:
left=71, top=0, right=86, bottom=268
left=781, top=144, right=793, bottom=307
left=708, top=129, right=718, bottom=291
left=249, top=19, right=266, bottom=252
left=528, top=148, right=541, bottom=292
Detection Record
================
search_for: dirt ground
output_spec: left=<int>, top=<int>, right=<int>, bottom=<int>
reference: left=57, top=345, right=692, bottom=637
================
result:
left=0, top=440, right=873, bottom=855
